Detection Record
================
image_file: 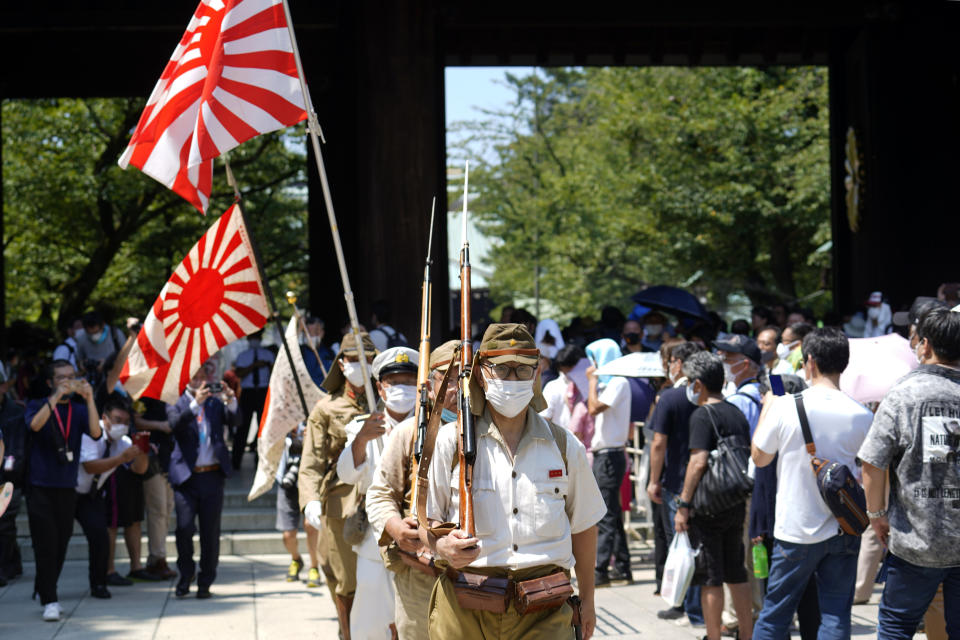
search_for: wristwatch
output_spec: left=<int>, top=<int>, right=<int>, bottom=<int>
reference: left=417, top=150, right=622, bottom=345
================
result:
left=676, top=498, right=693, bottom=509
left=866, top=507, right=887, bottom=519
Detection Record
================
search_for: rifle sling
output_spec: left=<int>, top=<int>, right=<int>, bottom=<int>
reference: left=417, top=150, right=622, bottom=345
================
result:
left=415, top=360, right=459, bottom=537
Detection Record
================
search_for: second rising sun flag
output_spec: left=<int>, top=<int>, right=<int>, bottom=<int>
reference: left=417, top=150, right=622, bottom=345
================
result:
left=120, top=204, right=269, bottom=403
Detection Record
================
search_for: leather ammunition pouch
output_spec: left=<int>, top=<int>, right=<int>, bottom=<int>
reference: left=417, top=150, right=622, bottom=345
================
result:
left=514, top=571, right=574, bottom=615
left=450, top=570, right=511, bottom=613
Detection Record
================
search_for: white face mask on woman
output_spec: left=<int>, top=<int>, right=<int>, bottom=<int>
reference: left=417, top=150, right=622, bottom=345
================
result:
left=341, top=361, right=367, bottom=387
left=483, top=376, right=535, bottom=418
left=383, top=384, right=417, bottom=414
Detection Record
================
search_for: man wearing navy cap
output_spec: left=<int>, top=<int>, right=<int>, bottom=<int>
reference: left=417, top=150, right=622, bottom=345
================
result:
left=715, top=335, right=764, bottom=433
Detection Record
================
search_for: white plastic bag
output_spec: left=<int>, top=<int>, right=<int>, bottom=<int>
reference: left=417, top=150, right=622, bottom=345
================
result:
left=661, top=531, right=696, bottom=608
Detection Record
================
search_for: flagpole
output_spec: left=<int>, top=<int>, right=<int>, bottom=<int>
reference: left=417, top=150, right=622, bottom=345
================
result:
left=285, top=290, right=328, bottom=379
left=279, top=0, right=378, bottom=412
left=223, top=156, right=311, bottom=420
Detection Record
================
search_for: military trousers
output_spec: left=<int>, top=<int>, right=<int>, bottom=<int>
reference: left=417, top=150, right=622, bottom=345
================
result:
left=393, top=564, right=438, bottom=640
left=318, top=515, right=357, bottom=597
left=427, top=564, right=574, bottom=639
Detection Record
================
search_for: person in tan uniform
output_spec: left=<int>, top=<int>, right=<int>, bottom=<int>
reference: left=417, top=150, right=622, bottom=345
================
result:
left=424, top=324, right=606, bottom=640
left=366, top=339, right=460, bottom=640
left=298, top=331, right=377, bottom=640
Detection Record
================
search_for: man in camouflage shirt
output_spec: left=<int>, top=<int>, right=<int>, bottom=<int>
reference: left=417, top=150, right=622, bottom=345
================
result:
left=859, top=307, right=960, bottom=639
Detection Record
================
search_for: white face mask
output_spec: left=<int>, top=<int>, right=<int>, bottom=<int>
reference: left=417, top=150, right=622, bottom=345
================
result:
left=107, top=423, right=128, bottom=440
left=867, top=306, right=881, bottom=320
left=776, top=341, right=797, bottom=360
left=483, top=376, right=535, bottom=418
left=914, top=341, right=924, bottom=365
left=540, top=345, right=558, bottom=360
left=685, top=382, right=700, bottom=405
left=341, top=361, right=367, bottom=387
left=383, top=384, right=417, bottom=414
left=645, top=324, right=664, bottom=337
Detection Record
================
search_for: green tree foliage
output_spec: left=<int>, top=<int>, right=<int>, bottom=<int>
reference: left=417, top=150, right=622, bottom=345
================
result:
left=3, top=98, right=307, bottom=330
left=451, top=66, right=831, bottom=318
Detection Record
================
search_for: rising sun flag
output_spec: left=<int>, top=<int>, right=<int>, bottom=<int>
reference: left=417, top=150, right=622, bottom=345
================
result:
left=120, top=204, right=269, bottom=403
left=117, top=0, right=307, bottom=213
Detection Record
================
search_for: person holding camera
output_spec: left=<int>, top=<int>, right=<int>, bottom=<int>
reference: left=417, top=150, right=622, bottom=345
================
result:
left=24, top=359, right=102, bottom=622
left=74, top=393, right=148, bottom=599
left=167, top=360, right=238, bottom=599
left=275, top=422, right=321, bottom=586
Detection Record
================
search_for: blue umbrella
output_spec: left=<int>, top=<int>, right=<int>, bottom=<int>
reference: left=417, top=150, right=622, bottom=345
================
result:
left=631, top=285, right=708, bottom=320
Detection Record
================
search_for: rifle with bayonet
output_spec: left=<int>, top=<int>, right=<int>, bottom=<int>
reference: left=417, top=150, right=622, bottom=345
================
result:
left=410, top=198, right=436, bottom=511
left=458, top=162, right=477, bottom=538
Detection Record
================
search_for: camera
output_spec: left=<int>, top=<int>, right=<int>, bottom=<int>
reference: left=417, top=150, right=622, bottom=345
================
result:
left=280, top=456, right=301, bottom=490
left=280, top=435, right=303, bottom=490
left=207, top=382, right=224, bottom=394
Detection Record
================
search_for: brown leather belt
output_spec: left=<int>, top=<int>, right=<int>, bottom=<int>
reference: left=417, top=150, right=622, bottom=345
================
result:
left=193, top=464, right=221, bottom=473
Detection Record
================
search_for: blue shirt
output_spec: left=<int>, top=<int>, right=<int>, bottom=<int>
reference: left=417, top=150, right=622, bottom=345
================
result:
left=649, top=385, right=698, bottom=494
left=725, top=380, right=762, bottom=435
left=24, top=399, right=93, bottom=489
left=302, top=344, right=334, bottom=387
left=627, top=377, right=655, bottom=423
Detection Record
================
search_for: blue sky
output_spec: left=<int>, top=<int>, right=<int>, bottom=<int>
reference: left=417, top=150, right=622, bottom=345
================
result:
left=444, top=67, right=535, bottom=287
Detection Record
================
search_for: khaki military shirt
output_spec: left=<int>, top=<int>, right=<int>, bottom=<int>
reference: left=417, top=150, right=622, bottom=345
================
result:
left=426, top=408, right=604, bottom=570
left=365, top=416, right=417, bottom=545
left=297, top=387, right=370, bottom=517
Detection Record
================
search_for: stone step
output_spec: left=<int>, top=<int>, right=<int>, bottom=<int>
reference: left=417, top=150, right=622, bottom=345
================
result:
left=14, top=501, right=278, bottom=537
left=17, top=530, right=302, bottom=563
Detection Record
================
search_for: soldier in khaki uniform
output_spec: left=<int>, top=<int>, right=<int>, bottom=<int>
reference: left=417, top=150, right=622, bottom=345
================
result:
left=298, top=331, right=377, bottom=640
left=366, top=339, right=460, bottom=640
left=425, top=324, right=606, bottom=640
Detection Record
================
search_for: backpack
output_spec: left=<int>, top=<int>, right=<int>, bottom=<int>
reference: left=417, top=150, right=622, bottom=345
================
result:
left=794, top=394, right=870, bottom=536
left=376, top=326, right=407, bottom=348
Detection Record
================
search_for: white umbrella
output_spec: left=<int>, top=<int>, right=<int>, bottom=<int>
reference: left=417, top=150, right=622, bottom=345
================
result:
left=595, top=352, right=665, bottom=378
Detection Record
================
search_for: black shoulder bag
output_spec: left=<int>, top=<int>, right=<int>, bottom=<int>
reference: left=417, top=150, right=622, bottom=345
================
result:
left=692, top=404, right=754, bottom=517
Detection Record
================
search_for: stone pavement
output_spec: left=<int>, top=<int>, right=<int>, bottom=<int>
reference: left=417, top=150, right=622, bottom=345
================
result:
left=0, top=541, right=898, bottom=639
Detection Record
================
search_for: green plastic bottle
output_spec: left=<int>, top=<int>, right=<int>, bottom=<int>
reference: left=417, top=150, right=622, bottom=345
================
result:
left=752, top=542, right=769, bottom=579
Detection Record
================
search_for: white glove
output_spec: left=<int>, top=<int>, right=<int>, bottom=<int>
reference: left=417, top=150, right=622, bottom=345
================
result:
left=304, top=501, right=323, bottom=530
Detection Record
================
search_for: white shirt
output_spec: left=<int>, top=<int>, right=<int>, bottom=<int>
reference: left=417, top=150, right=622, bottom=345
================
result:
left=540, top=376, right=572, bottom=430
left=53, top=337, right=79, bottom=369
left=370, top=325, right=407, bottom=352
left=187, top=393, right=237, bottom=466
left=426, top=408, right=605, bottom=570
left=337, top=409, right=407, bottom=560
left=753, top=386, right=874, bottom=544
left=234, top=346, right=275, bottom=389
left=590, top=377, right=631, bottom=451
left=76, top=425, right=133, bottom=495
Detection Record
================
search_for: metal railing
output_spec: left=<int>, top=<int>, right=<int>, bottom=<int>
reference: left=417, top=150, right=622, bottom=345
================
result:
left=624, top=421, right=653, bottom=541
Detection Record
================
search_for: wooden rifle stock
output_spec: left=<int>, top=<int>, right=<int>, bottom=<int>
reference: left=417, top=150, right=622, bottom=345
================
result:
left=458, top=162, right=477, bottom=538
left=413, top=198, right=436, bottom=465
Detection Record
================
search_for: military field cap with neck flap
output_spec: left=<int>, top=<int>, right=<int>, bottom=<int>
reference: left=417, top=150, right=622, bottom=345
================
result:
left=468, top=323, right=547, bottom=415
left=429, top=339, right=460, bottom=372
left=322, top=330, right=378, bottom=393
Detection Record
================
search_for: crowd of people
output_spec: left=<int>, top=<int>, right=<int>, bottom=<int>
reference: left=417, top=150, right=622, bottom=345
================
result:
left=0, top=286, right=958, bottom=640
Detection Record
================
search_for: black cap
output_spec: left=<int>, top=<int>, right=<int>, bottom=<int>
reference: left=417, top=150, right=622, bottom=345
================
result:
left=713, top=334, right=762, bottom=365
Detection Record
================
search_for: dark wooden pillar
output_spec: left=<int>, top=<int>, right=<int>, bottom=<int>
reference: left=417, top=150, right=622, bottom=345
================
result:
left=307, top=0, right=447, bottom=343
left=831, top=3, right=960, bottom=313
